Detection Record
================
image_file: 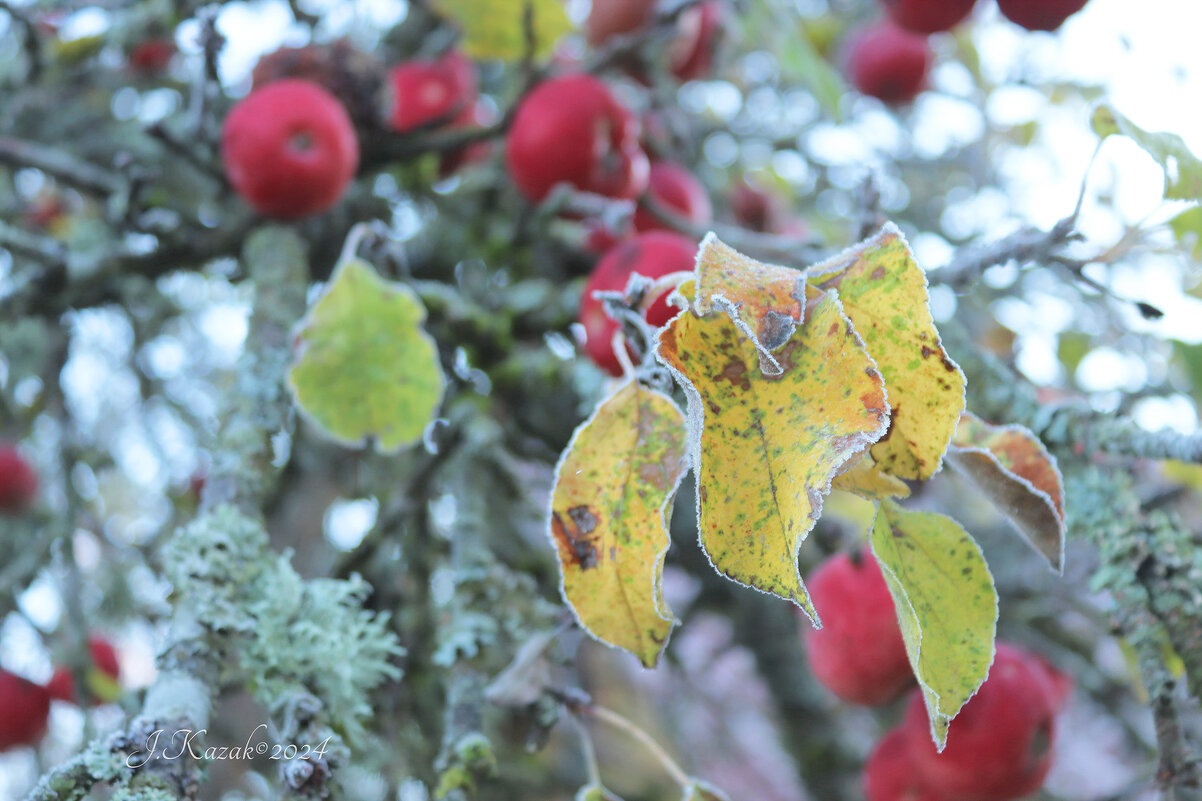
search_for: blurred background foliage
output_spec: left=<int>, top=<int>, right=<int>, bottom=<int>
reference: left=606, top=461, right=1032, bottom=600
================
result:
left=1, top=0, right=1202, bottom=800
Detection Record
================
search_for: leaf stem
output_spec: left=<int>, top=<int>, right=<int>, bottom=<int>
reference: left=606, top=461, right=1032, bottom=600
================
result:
left=587, top=704, right=691, bottom=788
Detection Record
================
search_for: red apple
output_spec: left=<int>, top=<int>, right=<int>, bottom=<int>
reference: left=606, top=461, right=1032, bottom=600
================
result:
left=222, top=79, right=359, bottom=220
left=579, top=231, right=697, bottom=375
left=881, top=0, right=977, bottom=34
left=634, top=161, right=712, bottom=233
left=801, top=551, right=913, bottom=706
left=386, top=49, right=477, bottom=133
left=730, top=178, right=783, bottom=233
left=667, top=1, right=723, bottom=81
left=996, top=0, right=1088, bottom=31
left=506, top=74, right=649, bottom=203
left=0, top=670, right=51, bottom=752
left=903, top=643, right=1068, bottom=801
left=585, top=0, right=656, bottom=46
left=128, top=37, right=176, bottom=74
left=0, top=445, right=38, bottom=515
left=46, top=635, right=122, bottom=705
left=845, top=22, right=931, bottom=105
left=865, top=728, right=949, bottom=801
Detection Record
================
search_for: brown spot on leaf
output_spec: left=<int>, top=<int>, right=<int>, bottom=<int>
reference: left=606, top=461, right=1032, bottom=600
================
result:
left=921, top=346, right=935, bottom=359
left=716, top=358, right=751, bottom=391
left=552, top=509, right=601, bottom=570
left=871, top=266, right=887, bottom=281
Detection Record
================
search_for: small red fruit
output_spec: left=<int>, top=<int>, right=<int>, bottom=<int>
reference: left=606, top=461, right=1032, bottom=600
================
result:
left=386, top=50, right=477, bottom=133
left=128, top=37, right=176, bottom=74
left=0, top=445, right=38, bottom=515
left=221, top=79, right=359, bottom=220
left=579, top=231, right=697, bottom=375
left=801, top=551, right=912, bottom=705
left=506, top=75, right=649, bottom=203
left=667, top=1, right=723, bottom=81
left=881, top=0, right=977, bottom=34
left=634, top=161, right=713, bottom=233
left=730, top=179, right=783, bottom=233
left=865, top=728, right=948, bottom=801
left=845, top=22, right=932, bottom=105
left=46, top=635, right=122, bottom=705
left=0, top=670, right=51, bottom=752
left=996, top=0, right=1088, bottom=31
left=903, top=643, right=1068, bottom=801
left=585, top=0, right=656, bottom=46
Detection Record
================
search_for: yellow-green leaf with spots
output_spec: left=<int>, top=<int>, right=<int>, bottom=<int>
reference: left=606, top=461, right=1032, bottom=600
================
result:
left=550, top=380, right=688, bottom=668
left=810, top=224, right=966, bottom=480
left=871, top=500, right=998, bottom=750
left=289, top=258, right=445, bottom=453
left=693, top=233, right=807, bottom=376
left=657, top=286, right=889, bottom=621
left=433, top=0, right=573, bottom=61
left=947, top=412, right=1066, bottom=572
left=832, top=454, right=911, bottom=500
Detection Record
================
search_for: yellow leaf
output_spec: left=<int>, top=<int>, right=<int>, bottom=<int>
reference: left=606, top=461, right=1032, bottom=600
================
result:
left=658, top=287, right=889, bottom=620
left=810, top=225, right=966, bottom=480
left=550, top=380, right=688, bottom=668
left=433, top=0, right=573, bottom=61
left=947, top=412, right=1066, bottom=572
left=832, top=454, right=911, bottom=500
left=871, top=501, right=998, bottom=750
left=694, top=233, right=807, bottom=375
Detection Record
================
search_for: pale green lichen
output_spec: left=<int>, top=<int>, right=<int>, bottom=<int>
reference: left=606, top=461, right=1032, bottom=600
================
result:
left=160, top=502, right=402, bottom=742
left=238, top=561, right=403, bottom=741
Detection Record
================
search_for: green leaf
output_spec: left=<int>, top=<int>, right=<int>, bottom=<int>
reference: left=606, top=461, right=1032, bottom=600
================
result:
left=1169, top=206, right=1202, bottom=261
left=289, top=258, right=445, bottom=453
left=1172, top=339, right=1202, bottom=398
left=775, top=14, right=847, bottom=122
left=658, top=268, right=889, bottom=620
left=550, top=380, right=688, bottom=667
left=433, top=0, right=573, bottom=61
left=871, top=501, right=998, bottom=751
left=1057, top=331, right=1092, bottom=377
left=1092, top=104, right=1202, bottom=201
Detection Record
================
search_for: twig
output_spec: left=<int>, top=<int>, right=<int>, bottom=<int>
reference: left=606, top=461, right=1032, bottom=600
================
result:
left=0, top=219, right=68, bottom=264
left=0, top=0, right=43, bottom=83
left=641, top=193, right=826, bottom=267
left=932, top=213, right=1081, bottom=290
left=145, top=122, right=227, bottom=187
left=0, top=136, right=125, bottom=196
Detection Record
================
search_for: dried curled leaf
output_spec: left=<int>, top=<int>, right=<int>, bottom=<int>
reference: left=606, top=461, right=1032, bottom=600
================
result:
left=871, top=501, right=998, bottom=751
left=947, top=412, right=1066, bottom=572
left=288, top=258, right=444, bottom=453
left=658, top=286, right=889, bottom=621
left=810, top=224, right=966, bottom=480
left=550, top=380, right=688, bottom=667
left=693, top=233, right=807, bottom=375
